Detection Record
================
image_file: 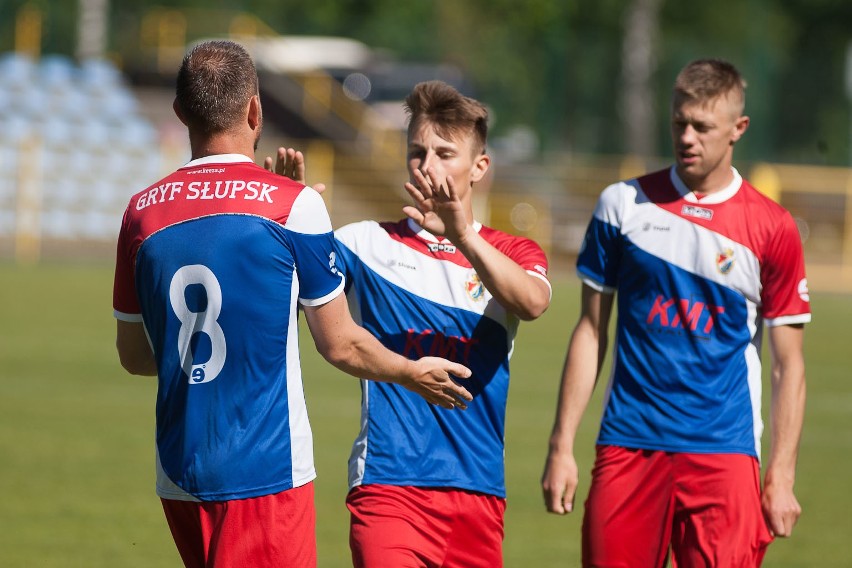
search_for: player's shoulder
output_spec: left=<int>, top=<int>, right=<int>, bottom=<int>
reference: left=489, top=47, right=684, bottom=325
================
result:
left=336, top=218, right=405, bottom=241
left=478, top=225, right=549, bottom=268
left=739, top=179, right=793, bottom=219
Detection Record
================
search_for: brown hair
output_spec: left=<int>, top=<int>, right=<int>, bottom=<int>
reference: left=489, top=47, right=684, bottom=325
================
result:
left=175, top=40, right=259, bottom=135
left=673, top=59, right=746, bottom=115
left=404, top=80, right=488, bottom=154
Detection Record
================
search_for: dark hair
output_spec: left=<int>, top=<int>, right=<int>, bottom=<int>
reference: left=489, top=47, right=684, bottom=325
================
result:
left=175, top=40, right=258, bottom=135
left=404, top=81, right=488, bottom=154
left=673, top=59, right=746, bottom=114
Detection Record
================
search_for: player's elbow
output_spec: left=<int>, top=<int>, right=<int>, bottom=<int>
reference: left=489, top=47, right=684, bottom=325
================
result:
left=516, top=295, right=550, bottom=321
left=117, top=346, right=157, bottom=376
left=314, top=336, right=355, bottom=369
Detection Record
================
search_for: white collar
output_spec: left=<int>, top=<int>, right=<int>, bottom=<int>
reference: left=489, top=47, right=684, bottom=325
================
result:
left=183, top=154, right=253, bottom=168
left=406, top=217, right=482, bottom=243
left=670, top=165, right=742, bottom=204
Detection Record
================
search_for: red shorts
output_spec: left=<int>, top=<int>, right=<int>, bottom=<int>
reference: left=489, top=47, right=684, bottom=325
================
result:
left=582, top=446, right=773, bottom=567
left=347, top=484, right=506, bottom=568
left=161, top=482, right=316, bottom=568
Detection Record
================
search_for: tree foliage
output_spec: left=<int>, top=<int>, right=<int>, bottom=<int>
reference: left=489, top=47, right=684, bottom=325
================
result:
left=0, top=0, right=849, bottom=165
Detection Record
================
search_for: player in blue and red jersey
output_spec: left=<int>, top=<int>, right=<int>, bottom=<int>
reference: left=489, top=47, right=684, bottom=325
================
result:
left=541, top=59, right=810, bottom=567
left=269, top=80, right=551, bottom=567
left=112, top=41, right=471, bottom=568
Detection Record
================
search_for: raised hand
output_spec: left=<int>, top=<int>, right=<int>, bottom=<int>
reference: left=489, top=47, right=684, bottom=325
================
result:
left=403, top=167, right=469, bottom=243
left=263, top=146, right=326, bottom=193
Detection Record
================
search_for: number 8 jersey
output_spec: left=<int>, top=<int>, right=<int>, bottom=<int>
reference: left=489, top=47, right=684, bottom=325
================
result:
left=113, top=154, right=344, bottom=501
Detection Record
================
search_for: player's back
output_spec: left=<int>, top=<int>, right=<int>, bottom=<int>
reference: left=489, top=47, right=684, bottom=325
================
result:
left=114, top=154, right=342, bottom=501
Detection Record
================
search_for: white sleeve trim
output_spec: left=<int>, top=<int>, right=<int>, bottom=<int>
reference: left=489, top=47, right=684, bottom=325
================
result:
left=526, top=270, right=553, bottom=300
left=577, top=270, right=616, bottom=294
left=114, top=310, right=143, bottom=322
left=765, top=313, right=811, bottom=327
left=299, top=275, right=345, bottom=307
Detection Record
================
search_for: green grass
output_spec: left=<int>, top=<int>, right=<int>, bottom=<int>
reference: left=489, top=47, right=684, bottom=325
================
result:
left=0, top=262, right=850, bottom=566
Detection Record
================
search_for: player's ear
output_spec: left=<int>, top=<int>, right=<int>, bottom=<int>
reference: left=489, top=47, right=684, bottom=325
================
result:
left=247, top=95, right=261, bottom=130
left=730, top=115, right=749, bottom=145
left=172, top=98, right=188, bottom=126
left=470, top=152, right=490, bottom=184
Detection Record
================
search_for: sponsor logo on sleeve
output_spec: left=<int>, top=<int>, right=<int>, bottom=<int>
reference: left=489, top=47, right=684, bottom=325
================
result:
left=798, top=278, right=810, bottom=302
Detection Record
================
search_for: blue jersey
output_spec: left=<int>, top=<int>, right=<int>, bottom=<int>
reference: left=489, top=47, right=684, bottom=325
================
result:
left=335, top=219, right=550, bottom=498
left=579, top=167, right=810, bottom=457
left=113, top=154, right=344, bottom=501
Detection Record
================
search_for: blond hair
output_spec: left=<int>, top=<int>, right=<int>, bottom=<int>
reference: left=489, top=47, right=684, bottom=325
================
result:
left=673, top=59, right=746, bottom=115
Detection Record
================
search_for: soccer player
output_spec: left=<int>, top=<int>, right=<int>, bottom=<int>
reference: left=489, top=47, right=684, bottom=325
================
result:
left=541, top=58, right=810, bottom=566
left=112, top=41, right=473, bottom=568
left=268, top=80, right=552, bottom=567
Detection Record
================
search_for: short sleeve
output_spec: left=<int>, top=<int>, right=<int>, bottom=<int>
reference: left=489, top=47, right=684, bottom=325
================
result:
left=576, top=184, right=624, bottom=293
left=760, top=212, right=811, bottom=326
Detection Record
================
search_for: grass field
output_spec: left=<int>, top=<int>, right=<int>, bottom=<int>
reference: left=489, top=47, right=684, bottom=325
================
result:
left=1, top=262, right=850, bottom=567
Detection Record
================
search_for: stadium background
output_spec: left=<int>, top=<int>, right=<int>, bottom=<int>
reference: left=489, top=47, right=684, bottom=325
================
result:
left=0, top=1, right=850, bottom=566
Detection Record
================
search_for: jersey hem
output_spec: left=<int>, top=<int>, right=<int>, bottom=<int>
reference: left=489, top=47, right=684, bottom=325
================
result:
left=157, top=471, right=318, bottom=502
left=353, top=477, right=505, bottom=499
left=596, top=439, right=758, bottom=459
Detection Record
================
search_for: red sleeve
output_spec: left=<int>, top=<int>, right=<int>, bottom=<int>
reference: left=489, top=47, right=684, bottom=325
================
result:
left=112, top=207, right=142, bottom=320
left=760, top=211, right=810, bottom=323
left=482, top=227, right=550, bottom=283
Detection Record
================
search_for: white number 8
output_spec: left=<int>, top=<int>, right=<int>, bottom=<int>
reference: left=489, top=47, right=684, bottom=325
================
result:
left=169, top=264, right=227, bottom=384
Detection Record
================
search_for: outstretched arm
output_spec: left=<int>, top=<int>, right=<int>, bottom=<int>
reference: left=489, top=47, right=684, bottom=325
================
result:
left=542, top=284, right=613, bottom=514
left=404, top=167, right=551, bottom=321
left=302, top=293, right=473, bottom=410
left=762, top=323, right=806, bottom=537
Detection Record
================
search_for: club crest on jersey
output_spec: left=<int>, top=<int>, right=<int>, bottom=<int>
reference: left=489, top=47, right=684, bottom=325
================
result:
left=465, top=272, right=485, bottom=301
left=716, top=248, right=735, bottom=274
left=428, top=242, right=457, bottom=254
left=682, top=204, right=713, bottom=220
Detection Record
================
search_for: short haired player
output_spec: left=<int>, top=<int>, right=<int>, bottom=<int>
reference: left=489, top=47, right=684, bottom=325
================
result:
left=268, top=80, right=552, bottom=567
left=541, top=59, right=810, bottom=566
left=113, top=41, right=472, bottom=567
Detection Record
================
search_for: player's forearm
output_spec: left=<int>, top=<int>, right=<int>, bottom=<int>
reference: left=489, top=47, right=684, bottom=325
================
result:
left=765, top=324, right=806, bottom=487
left=454, top=226, right=550, bottom=321
left=321, top=322, right=416, bottom=384
left=765, top=364, right=806, bottom=487
left=548, top=323, right=606, bottom=453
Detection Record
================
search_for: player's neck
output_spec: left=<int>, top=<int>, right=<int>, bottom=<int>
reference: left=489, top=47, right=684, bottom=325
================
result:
left=189, top=132, right=256, bottom=161
left=680, top=165, right=735, bottom=197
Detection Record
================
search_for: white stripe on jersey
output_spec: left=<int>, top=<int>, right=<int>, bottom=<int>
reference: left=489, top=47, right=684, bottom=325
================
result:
left=287, top=274, right=316, bottom=488
left=336, top=220, right=514, bottom=330
left=595, top=180, right=762, bottom=304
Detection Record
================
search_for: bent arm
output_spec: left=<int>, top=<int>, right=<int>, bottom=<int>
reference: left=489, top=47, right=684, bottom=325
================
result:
left=762, top=323, right=806, bottom=537
left=542, top=284, right=613, bottom=514
left=453, top=227, right=551, bottom=321
left=302, top=293, right=473, bottom=409
left=116, top=320, right=157, bottom=376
